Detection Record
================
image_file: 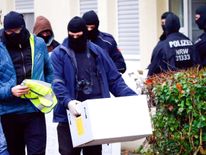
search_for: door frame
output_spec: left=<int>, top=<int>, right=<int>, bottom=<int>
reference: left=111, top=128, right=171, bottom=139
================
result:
left=179, top=0, right=190, bottom=37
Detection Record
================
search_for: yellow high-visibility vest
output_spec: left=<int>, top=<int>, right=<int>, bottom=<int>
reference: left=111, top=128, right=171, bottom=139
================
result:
left=30, top=34, right=34, bottom=75
left=21, top=79, right=57, bottom=113
left=21, top=35, right=57, bottom=113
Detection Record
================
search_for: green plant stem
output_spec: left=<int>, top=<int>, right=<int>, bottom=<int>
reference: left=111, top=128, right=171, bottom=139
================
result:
left=200, top=125, right=203, bottom=146
left=189, top=113, right=194, bottom=148
left=194, top=129, right=202, bottom=155
left=193, top=146, right=200, bottom=155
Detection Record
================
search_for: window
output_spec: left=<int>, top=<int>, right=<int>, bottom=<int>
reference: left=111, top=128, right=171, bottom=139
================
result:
left=79, top=0, right=97, bottom=16
left=117, top=0, right=139, bottom=56
left=15, top=0, right=34, bottom=32
left=169, top=0, right=184, bottom=27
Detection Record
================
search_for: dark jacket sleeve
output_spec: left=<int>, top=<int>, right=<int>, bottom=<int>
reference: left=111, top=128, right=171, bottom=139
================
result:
left=195, top=37, right=206, bottom=67
left=147, top=42, right=165, bottom=76
left=191, top=45, right=201, bottom=67
left=108, top=38, right=126, bottom=74
left=51, top=51, right=72, bottom=108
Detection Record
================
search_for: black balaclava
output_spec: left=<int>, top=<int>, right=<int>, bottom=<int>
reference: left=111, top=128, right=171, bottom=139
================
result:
left=161, top=12, right=173, bottom=32
left=67, top=16, right=88, bottom=52
left=38, top=30, right=54, bottom=46
left=164, top=13, right=180, bottom=36
left=160, top=11, right=173, bottom=41
left=3, top=11, right=29, bottom=48
left=195, top=5, right=206, bottom=31
left=82, top=10, right=99, bottom=40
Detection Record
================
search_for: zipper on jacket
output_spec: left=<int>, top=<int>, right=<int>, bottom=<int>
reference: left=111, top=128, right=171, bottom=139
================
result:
left=19, top=44, right=27, bottom=80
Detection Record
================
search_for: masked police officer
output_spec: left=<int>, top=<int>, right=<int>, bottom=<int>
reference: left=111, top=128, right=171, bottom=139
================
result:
left=82, top=10, right=126, bottom=74
left=51, top=16, right=136, bottom=155
left=195, top=5, right=206, bottom=67
left=0, top=11, right=53, bottom=155
left=148, top=12, right=199, bottom=76
left=148, top=12, right=173, bottom=74
left=33, top=16, right=59, bottom=53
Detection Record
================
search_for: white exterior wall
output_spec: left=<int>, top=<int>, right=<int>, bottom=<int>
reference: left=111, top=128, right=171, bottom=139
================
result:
left=0, top=0, right=163, bottom=73
left=139, top=1, right=158, bottom=70
left=0, top=0, right=14, bottom=24
left=34, top=0, right=80, bottom=43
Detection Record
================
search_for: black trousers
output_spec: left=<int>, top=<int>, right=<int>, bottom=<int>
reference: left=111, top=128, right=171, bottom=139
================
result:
left=1, top=112, right=46, bottom=155
left=57, top=123, right=102, bottom=155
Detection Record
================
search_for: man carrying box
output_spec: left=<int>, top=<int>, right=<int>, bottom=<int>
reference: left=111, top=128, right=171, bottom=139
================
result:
left=51, top=16, right=137, bottom=155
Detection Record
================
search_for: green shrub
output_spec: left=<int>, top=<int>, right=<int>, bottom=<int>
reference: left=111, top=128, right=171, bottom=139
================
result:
left=144, top=68, right=206, bottom=155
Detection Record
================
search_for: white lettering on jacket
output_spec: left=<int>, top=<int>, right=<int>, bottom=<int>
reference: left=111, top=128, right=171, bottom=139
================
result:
left=169, top=40, right=193, bottom=48
left=175, top=48, right=191, bottom=61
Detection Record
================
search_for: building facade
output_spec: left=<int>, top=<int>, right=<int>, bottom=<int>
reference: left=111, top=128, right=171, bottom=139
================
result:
left=0, top=0, right=206, bottom=73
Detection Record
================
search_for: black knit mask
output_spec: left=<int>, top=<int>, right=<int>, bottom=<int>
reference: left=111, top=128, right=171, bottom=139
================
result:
left=165, top=13, right=180, bottom=36
left=69, top=34, right=87, bottom=52
left=67, top=16, right=88, bottom=52
left=161, top=12, right=173, bottom=32
left=82, top=10, right=99, bottom=40
left=88, top=28, right=99, bottom=41
left=5, top=27, right=29, bottom=48
left=195, top=5, right=206, bottom=30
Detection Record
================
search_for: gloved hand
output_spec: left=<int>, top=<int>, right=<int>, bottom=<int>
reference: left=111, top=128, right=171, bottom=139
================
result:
left=68, top=100, right=81, bottom=117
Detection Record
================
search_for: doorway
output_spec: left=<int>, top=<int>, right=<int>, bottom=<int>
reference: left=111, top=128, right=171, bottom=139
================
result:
left=169, top=0, right=189, bottom=37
